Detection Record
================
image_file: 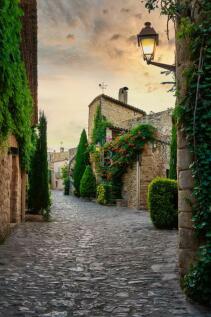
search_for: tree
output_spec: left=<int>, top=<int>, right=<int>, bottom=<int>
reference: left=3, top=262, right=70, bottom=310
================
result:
left=73, top=129, right=89, bottom=196
left=28, top=112, right=50, bottom=218
left=80, top=166, right=96, bottom=198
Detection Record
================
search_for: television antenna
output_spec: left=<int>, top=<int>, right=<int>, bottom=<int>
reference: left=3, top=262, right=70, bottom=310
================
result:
left=99, top=82, right=108, bottom=94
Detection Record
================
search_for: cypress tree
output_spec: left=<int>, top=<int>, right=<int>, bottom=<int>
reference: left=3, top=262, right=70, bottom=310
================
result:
left=73, top=129, right=89, bottom=196
left=28, top=112, right=50, bottom=216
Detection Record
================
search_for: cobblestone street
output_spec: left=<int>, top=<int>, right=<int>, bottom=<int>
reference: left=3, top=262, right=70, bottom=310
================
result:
left=0, top=191, right=210, bottom=317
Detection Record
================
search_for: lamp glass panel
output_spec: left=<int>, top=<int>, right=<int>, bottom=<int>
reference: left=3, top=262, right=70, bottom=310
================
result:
left=141, top=38, right=155, bottom=60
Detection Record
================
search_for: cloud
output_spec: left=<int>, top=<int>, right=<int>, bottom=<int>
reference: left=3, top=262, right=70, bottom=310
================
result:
left=110, top=34, right=123, bottom=41
left=121, top=8, right=130, bottom=13
left=37, top=0, right=176, bottom=148
left=66, top=33, right=75, bottom=42
left=127, top=35, right=137, bottom=45
left=102, top=9, right=109, bottom=14
left=145, top=83, right=160, bottom=93
left=134, top=13, right=142, bottom=19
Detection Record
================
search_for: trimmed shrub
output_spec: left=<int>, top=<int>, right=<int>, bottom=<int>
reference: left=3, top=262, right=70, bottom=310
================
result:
left=97, top=183, right=113, bottom=205
left=73, top=129, right=89, bottom=196
left=148, top=177, right=178, bottom=229
left=80, top=166, right=96, bottom=198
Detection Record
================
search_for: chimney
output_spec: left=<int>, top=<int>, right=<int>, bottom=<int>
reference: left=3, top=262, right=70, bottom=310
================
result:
left=119, top=87, right=129, bottom=104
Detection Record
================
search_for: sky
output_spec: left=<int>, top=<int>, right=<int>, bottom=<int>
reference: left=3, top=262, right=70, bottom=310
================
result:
left=38, top=0, right=175, bottom=150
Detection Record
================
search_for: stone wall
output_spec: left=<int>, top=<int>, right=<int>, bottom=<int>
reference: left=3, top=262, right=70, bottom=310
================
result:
left=0, top=148, right=11, bottom=242
left=178, top=130, right=197, bottom=276
left=0, top=136, right=23, bottom=242
left=122, top=162, right=138, bottom=208
left=121, top=110, right=171, bottom=210
left=121, top=109, right=173, bottom=137
left=88, top=95, right=144, bottom=142
left=176, top=0, right=198, bottom=276
left=122, top=140, right=169, bottom=210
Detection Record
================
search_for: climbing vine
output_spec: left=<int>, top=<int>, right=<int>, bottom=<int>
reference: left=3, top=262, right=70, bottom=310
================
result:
left=144, top=0, right=211, bottom=305
left=0, top=0, right=33, bottom=169
left=96, top=124, right=156, bottom=200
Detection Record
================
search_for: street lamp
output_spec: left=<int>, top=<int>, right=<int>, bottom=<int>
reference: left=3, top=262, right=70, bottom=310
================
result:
left=137, top=22, right=176, bottom=72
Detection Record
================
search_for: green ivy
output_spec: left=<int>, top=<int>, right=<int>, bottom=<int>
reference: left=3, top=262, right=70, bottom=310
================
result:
left=0, top=0, right=33, bottom=170
left=92, top=105, right=111, bottom=145
left=144, top=0, right=211, bottom=305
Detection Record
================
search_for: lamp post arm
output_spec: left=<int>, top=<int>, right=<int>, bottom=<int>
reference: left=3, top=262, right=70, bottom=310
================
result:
left=147, top=61, right=176, bottom=72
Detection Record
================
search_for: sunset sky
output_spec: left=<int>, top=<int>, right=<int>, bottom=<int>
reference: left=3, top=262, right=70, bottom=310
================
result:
left=38, top=0, right=175, bottom=150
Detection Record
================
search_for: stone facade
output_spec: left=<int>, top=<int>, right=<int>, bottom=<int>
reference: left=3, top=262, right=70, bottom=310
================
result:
left=121, top=110, right=172, bottom=209
left=88, top=93, right=172, bottom=210
left=88, top=94, right=145, bottom=142
left=0, top=148, right=11, bottom=241
left=176, top=0, right=199, bottom=276
left=0, top=136, right=25, bottom=242
left=122, top=136, right=170, bottom=209
left=177, top=130, right=197, bottom=276
left=121, top=109, right=173, bottom=137
left=0, top=1, right=37, bottom=242
left=49, top=148, right=76, bottom=190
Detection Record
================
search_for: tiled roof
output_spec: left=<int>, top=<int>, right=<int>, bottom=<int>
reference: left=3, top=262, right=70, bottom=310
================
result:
left=88, top=94, right=146, bottom=115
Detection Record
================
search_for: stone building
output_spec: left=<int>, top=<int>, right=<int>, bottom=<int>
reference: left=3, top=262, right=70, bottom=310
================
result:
left=49, top=148, right=76, bottom=190
left=88, top=89, right=172, bottom=209
left=0, top=0, right=37, bottom=242
left=88, top=94, right=145, bottom=143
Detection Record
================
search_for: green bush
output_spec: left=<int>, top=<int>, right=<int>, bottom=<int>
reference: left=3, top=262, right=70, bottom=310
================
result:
left=97, top=183, right=113, bottom=205
left=80, top=166, right=96, bottom=198
left=148, top=177, right=178, bottom=229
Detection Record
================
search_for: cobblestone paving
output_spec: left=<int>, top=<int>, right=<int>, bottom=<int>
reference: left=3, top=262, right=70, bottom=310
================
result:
left=0, top=191, right=210, bottom=317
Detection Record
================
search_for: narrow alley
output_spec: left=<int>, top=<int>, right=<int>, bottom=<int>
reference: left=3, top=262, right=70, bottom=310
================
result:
left=0, top=192, right=209, bottom=317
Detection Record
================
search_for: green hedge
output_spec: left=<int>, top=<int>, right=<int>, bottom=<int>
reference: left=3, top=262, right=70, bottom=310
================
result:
left=80, top=166, right=96, bottom=198
left=148, top=177, right=178, bottom=229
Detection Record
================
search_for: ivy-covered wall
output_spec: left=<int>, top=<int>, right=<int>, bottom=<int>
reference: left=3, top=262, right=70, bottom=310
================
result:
left=144, top=0, right=211, bottom=306
left=0, top=0, right=34, bottom=170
